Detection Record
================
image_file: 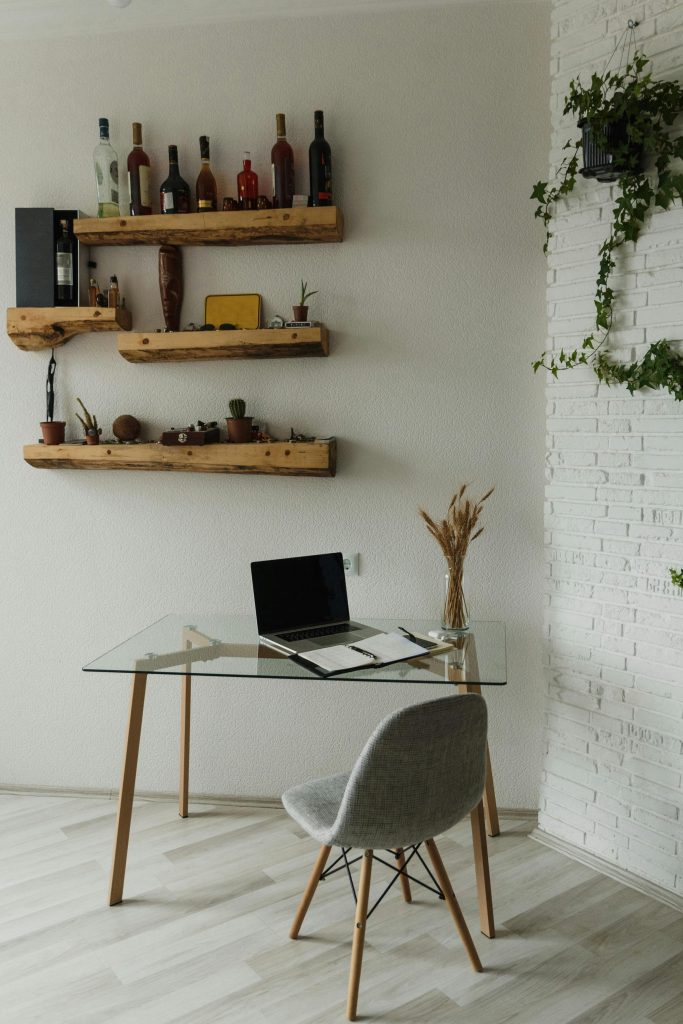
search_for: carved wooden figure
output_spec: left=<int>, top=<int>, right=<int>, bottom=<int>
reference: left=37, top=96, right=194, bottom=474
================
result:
left=158, top=245, right=183, bottom=331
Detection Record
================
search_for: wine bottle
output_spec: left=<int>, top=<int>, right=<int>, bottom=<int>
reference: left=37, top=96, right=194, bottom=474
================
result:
left=271, top=113, right=294, bottom=209
left=93, top=117, right=120, bottom=218
left=160, top=145, right=191, bottom=214
left=127, top=122, right=152, bottom=216
left=309, top=110, right=332, bottom=207
left=196, top=135, right=217, bottom=211
left=55, top=219, right=74, bottom=305
left=237, top=151, right=259, bottom=210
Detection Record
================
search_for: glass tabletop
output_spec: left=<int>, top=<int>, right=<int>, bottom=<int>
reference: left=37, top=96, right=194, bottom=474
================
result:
left=83, top=615, right=506, bottom=686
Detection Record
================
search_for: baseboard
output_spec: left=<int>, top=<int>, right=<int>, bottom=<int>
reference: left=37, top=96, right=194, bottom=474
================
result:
left=0, top=783, right=536, bottom=819
left=530, top=827, right=683, bottom=913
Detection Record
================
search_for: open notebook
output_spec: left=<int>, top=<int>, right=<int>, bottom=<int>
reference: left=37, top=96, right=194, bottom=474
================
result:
left=292, top=630, right=449, bottom=676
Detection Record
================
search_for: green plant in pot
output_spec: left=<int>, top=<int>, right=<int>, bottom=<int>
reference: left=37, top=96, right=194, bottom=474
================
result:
left=75, top=397, right=102, bottom=445
left=292, top=280, right=318, bottom=322
left=226, top=397, right=252, bottom=443
left=531, top=48, right=683, bottom=400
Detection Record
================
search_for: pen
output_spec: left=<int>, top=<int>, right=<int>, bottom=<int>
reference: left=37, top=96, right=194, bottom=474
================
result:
left=347, top=644, right=379, bottom=660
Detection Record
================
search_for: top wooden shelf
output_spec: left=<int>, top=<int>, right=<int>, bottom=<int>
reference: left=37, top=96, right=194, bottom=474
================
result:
left=73, top=207, right=344, bottom=247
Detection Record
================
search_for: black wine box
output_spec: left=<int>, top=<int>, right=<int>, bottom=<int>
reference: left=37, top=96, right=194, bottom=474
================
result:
left=15, top=207, right=88, bottom=307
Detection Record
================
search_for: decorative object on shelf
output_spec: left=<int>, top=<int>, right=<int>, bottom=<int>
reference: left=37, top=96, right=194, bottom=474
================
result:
left=158, top=244, right=183, bottom=331
left=226, top=397, right=253, bottom=443
left=112, top=414, right=141, bottom=442
left=205, top=293, right=261, bottom=330
left=419, top=484, right=494, bottom=635
left=75, top=398, right=102, bottom=445
left=222, top=197, right=240, bottom=211
left=293, top=280, right=317, bottom=322
left=237, top=152, right=259, bottom=211
left=531, top=26, right=683, bottom=400
left=268, top=315, right=285, bottom=329
left=93, top=117, right=120, bottom=218
left=288, top=427, right=316, bottom=443
left=256, top=196, right=271, bottom=210
left=40, top=349, right=65, bottom=445
left=161, top=423, right=220, bottom=446
left=107, top=274, right=120, bottom=308
left=670, top=568, right=683, bottom=590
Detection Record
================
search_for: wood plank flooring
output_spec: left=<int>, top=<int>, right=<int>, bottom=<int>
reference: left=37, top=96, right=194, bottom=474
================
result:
left=0, top=794, right=681, bottom=1023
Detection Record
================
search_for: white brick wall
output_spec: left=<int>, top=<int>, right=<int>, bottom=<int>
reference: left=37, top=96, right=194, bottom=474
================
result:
left=539, top=0, right=683, bottom=894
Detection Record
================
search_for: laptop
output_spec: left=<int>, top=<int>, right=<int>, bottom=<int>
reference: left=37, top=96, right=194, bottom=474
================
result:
left=251, top=552, right=380, bottom=655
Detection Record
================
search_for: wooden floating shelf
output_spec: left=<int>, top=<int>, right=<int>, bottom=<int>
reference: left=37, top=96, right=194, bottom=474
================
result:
left=7, top=307, right=132, bottom=351
left=73, top=207, right=343, bottom=247
left=23, top=439, right=336, bottom=477
left=118, top=326, right=329, bottom=362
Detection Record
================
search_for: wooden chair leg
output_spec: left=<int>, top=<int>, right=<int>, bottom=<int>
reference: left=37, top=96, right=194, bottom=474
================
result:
left=289, top=845, right=332, bottom=939
left=425, top=838, right=483, bottom=973
left=470, top=799, right=495, bottom=937
left=483, top=743, right=500, bottom=837
left=395, top=848, right=412, bottom=902
left=347, top=849, right=373, bottom=1022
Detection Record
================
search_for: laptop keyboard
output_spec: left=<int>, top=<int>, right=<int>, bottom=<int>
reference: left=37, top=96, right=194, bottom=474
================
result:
left=278, top=622, right=355, bottom=642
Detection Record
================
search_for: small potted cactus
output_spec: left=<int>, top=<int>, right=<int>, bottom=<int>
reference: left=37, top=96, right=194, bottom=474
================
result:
left=76, top=398, right=102, bottom=445
left=292, top=280, right=317, bottom=322
left=226, top=397, right=253, bottom=443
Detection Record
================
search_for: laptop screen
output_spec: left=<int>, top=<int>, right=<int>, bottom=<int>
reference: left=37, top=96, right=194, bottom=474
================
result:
left=251, top=552, right=350, bottom=634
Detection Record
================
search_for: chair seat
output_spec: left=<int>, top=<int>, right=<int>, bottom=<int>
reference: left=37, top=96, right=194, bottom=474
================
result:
left=282, top=772, right=350, bottom=845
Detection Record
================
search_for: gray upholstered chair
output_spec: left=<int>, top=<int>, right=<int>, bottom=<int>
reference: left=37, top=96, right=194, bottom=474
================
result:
left=282, top=693, right=487, bottom=1021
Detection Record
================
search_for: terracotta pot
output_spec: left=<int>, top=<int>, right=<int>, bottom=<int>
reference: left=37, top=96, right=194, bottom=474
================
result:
left=226, top=416, right=253, bottom=443
left=40, top=421, right=65, bottom=445
left=85, top=433, right=100, bottom=445
left=292, top=305, right=308, bottom=321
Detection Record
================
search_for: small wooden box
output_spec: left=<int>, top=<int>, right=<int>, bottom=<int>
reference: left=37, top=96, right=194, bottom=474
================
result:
left=160, top=426, right=220, bottom=446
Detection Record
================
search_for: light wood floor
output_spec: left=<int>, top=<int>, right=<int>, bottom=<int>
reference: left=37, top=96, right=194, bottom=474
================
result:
left=0, top=794, right=681, bottom=1023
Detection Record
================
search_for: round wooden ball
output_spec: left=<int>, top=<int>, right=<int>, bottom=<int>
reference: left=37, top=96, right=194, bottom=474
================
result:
left=112, top=415, right=141, bottom=442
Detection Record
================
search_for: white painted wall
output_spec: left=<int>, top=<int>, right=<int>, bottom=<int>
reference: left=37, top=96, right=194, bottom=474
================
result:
left=538, top=0, right=683, bottom=894
left=0, top=2, right=549, bottom=806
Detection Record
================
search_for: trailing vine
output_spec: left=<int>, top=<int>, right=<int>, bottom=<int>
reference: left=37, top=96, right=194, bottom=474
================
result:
left=671, top=568, right=683, bottom=590
left=531, top=52, right=683, bottom=400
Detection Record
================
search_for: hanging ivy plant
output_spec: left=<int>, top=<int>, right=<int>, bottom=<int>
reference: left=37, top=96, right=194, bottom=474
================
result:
left=531, top=51, right=683, bottom=401
left=671, top=568, right=683, bottom=590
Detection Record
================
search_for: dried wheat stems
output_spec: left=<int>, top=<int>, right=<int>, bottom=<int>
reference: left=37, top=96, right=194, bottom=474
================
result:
left=419, top=484, right=494, bottom=629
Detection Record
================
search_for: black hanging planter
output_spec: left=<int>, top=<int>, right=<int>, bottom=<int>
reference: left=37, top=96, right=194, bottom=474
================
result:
left=579, top=117, right=644, bottom=182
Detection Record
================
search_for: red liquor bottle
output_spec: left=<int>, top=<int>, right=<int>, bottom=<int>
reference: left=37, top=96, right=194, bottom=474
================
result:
left=127, top=122, right=152, bottom=215
left=271, top=113, right=294, bottom=209
left=237, top=152, right=259, bottom=210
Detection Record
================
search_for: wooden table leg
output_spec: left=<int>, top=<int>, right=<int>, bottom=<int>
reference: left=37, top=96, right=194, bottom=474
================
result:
left=470, top=799, right=495, bottom=938
left=109, top=672, right=147, bottom=906
left=459, top=683, right=500, bottom=837
left=179, top=673, right=191, bottom=819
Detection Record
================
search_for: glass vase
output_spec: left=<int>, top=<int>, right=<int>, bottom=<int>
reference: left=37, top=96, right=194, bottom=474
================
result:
left=441, top=565, right=470, bottom=635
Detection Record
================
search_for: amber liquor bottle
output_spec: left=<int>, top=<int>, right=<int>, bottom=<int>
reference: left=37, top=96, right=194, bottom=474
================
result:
left=127, top=122, right=152, bottom=215
left=196, top=135, right=217, bottom=211
left=160, top=145, right=191, bottom=214
left=309, top=110, right=332, bottom=207
left=271, top=113, right=294, bottom=209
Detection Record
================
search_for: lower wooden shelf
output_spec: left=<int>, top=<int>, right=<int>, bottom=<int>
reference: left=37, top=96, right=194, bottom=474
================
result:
left=118, top=326, right=328, bottom=362
left=23, top=439, right=336, bottom=477
left=8, top=307, right=132, bottom=351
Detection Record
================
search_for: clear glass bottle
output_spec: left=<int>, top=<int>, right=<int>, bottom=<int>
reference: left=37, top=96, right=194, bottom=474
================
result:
left=196, top=135, right=217, bottom=212
left=94, top=117, right=120, bottom=218
left=237, top=151, right=259, bottom=210
left=55, top=219, right=74, bottom=305
left=127, top=122, right=152, bottom=215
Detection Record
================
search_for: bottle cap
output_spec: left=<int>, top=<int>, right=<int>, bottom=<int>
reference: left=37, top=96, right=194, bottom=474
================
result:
left=243, top=151, right=251, bottom=162
left=199, top=135, right=210, bottom=159
left=276, top=113, right=286, bottom=137
left=168, top=144, right=179, bottom=162
left=99, top=117, right=109, bottom=137
left=132, top=122, right=142, bottom=145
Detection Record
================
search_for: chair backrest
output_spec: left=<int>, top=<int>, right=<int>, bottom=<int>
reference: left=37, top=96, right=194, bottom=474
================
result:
left=330, top=693, right=487, bottom=850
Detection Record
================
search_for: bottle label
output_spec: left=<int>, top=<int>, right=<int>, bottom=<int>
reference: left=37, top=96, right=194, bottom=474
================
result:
left=56, top=253, right=73, bottom=285
left=139, top=165, right=151, bottom=208
left=162, top=191, right=175, bottom=212
left=198, top=199, right=214, bottom=209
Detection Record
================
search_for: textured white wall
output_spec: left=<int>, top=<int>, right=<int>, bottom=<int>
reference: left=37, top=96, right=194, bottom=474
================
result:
left=538, top=0, right=683, bottom=893
left=0, top=2, right=549, bottom=806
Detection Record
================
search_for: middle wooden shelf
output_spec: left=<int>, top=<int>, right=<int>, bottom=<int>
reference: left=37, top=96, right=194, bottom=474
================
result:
left=118, top=325, right=329, bottom=362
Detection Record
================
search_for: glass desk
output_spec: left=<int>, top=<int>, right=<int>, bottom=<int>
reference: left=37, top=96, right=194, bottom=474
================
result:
left=85, top=615, right=506, bottom=937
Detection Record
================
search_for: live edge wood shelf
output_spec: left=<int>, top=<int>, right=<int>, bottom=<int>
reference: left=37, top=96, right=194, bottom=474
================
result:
left=23, top=439, right=336, bottom=477
left=73, top=207, right=343, bottom=246
left=7, top=307, right=132, bottom=351
left=118, top=326, right=329, bottom=362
